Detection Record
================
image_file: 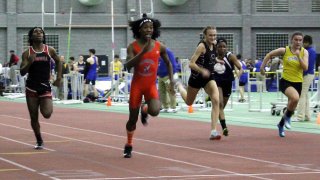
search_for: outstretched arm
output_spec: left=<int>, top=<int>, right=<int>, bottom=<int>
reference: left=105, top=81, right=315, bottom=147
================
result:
left=260, top=48, right=285, bottom=75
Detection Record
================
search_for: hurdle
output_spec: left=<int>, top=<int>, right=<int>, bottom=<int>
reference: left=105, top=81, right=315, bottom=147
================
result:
left=106, top=72, right=132, bottom=104
left=247, top=72, right=269, bottom=112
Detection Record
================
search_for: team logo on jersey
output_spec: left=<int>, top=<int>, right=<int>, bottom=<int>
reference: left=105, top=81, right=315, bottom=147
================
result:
left=138, top=59, right=155, bottom=77
left=288, top=56, right=299, bottom=61
left=209, top=54, right=216, bottom=64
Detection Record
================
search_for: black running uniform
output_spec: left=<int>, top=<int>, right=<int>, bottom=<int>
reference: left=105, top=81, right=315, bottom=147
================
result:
left=25, top=45, right=52, bottom=98
left=214, top=52, right=235, bottom=98
left=188, top=41, right=217, bottom=89
left=77, top=61, right=86, bottom=74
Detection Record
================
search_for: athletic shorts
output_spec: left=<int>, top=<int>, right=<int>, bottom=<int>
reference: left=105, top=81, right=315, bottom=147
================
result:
left=85, top=79, right=96, bottom=85
left=216, top=80, right=232, bottom=97
left=239, top=81, right=246, bottom=86
left=188, top=74, right=215, bottom=89
left=25, top=80, right=52, bottom=98
left=279, top=78, right=302, bottom=96
left=129, top=81, right=158, bottom=109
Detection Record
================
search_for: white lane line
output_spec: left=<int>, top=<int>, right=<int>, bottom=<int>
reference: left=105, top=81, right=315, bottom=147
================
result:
left=0, top=121, right=269, bottom=180
left=64, top=171, right=320, bottom=180
left=2, top=114, right=316, bottom=172
left=0, top=157, right=60, bottom=180
left=0, top=136, right=55, bottom=152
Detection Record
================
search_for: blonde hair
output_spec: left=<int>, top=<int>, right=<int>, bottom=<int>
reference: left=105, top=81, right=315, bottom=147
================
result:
left=202, top=26, right=216, bottom=35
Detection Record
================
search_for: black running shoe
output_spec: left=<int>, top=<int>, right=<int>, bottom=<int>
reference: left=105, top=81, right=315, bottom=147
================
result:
left=34, top=141, right=44, bottom=150
left=140, top=104, right=149, bottom=126
left=123, top=144, right=132, bottom=158
left=223, top=128, right=229, bottom=136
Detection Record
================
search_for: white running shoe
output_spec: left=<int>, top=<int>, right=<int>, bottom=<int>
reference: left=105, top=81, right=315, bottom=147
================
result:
left=167, top=108, right=177, bottom=113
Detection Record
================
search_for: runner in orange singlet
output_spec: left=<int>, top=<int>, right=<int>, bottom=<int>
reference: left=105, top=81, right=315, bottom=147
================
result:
left=123, top=14, right=175, bottom=158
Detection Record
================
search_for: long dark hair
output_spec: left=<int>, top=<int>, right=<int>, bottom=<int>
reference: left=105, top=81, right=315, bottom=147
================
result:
left=129, top=14, right=161, bottom=39
left=28, top=27, right=46, bottom=46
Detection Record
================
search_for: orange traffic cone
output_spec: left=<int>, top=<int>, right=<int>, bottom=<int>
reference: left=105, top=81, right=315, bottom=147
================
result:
left=317, top=113, right=320, bottom=125
left=188, top=105, right=194, bottom=113
left=106, top=96, right=112, bottom=106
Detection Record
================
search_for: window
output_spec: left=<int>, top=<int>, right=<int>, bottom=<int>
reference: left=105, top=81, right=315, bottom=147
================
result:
left=23, top=34, right=59, bottom=54
left=256, top=0, right=289, bottom=12
left=217, top=33, right=234, bottom=54
left=256, top=33, right=288, bottom=59
left=312, top=0, right=320, bottom=12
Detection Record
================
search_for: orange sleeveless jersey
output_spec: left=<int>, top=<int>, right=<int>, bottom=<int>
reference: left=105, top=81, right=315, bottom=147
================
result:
left=129, top=40, right=161, bottom=108
left=132, top=40, right=161, bottom=82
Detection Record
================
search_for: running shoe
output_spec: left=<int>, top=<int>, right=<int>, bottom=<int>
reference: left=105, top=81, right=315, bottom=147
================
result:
left=223, top=128, right=229, bottom=136
left=167, top=108, right=177, bottom=113
left=277, top=124, right=285, bottom=137
left=209, top=130, right=221, bottom=140
left=34, top=141, right=44, bottom=150
left=160, top=108, right=168, bottom=113
left=123, top=144, right=132, bottom=158
left=284, top=116, right=291, bottom=129
left=140, top=104, right=149, bottom=126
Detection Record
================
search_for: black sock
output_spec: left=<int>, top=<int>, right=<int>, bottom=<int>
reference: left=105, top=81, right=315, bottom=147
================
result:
left=220, top=119, right=227, bottom=129
left=279, top=117, right=285, bottom=126
left=285, top=109, right=294, bottom=118
left=35, top=134, right=43, bottom=143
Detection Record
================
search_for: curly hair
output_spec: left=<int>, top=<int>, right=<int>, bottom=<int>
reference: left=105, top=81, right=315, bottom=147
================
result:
left=129, top=14, right=161, bottom=39
left=28, top=27, right=46, bottom=46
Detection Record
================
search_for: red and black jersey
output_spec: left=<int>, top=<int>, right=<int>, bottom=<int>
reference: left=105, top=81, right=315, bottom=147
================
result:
left=27, top=45, right=52, bottom=84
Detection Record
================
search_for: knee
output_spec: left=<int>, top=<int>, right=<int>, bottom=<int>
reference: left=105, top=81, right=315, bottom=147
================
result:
left=211, top=96, right=219, bottom=106
left=219, top=101, right=224, bottom=109
left=186, top=101, right=193, bottom=106
left=42, top=113, right=52, bottom=119
left=290, top=96, right=300, bottom=105
left=148, top=109, right=159, bottom=117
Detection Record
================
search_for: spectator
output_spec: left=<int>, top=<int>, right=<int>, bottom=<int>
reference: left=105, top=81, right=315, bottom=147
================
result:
left=109, top=54, right=123, bottom=80
left=237, top=54, right=248, bottom=102
left=56, top=55, right=69, bottom=100
left=266, top=57, right=280, bottom=91
left=9, top=50, right=20, bottom=85
left=158, top=47, right=178, bottom=113
left=294, top=35, right=317, bottom=122
left=84, top=49, right=99, bottom=98
left=74, top=55, right=86, bottom=74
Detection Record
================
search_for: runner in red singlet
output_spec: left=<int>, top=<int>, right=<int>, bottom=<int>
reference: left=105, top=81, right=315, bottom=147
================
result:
left=123, top=14, right=175, bottom=158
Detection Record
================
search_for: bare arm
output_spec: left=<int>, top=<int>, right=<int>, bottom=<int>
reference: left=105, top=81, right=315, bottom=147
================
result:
left=20, top=50, right=35, bottom=76
left=229, top=54, right=243, bottom=77
left=189, top=43, right=208, bottom=77
left=260, top=48, right=285, bottom=75
left=125, top=39, right=152, bottom=71
left=87, top=57, right=94, bottom=65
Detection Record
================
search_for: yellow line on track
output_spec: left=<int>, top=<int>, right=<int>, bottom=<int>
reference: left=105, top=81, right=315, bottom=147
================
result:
left=0, top=169, right=20, bottom=172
